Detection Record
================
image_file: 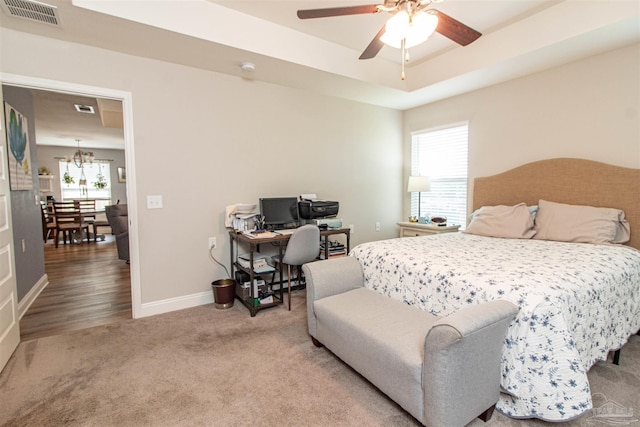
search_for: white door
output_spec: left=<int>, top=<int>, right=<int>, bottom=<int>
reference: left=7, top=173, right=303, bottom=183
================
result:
left=0, top=87, right=20, bottom=372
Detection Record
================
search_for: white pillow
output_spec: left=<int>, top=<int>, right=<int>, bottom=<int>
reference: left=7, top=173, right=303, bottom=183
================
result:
left=533, top=199, right=630, bottom=244
left=463, top=203, right=536, bottom=239
left=469, top=205, right=538, bottom=222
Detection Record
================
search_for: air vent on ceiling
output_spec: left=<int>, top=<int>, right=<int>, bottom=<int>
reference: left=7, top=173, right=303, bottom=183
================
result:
left=74, top=104, right=95, bottom=114
left=0, top=0, right=61, bottom=26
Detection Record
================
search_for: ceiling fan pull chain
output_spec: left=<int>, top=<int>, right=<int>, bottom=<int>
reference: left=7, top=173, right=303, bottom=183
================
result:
left=401, top=38, right=406, bottom=80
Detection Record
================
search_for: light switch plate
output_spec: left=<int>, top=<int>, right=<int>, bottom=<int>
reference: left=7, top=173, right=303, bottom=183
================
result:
left=147, top=195, right=163, bottom=209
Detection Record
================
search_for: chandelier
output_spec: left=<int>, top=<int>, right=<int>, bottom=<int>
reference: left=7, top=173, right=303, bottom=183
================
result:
left=67, top=139, right=94, bottom=168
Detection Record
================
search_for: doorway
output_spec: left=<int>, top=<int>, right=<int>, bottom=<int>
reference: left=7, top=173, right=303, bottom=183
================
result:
left=1, top=75, right=140, bottom=341
left=21, top=232, right=132, bottom=340
left=25, top=88, right=129, bottom=340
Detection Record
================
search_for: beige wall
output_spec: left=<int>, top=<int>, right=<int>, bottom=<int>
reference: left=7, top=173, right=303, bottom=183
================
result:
left=2, top=28, right=638, bottom=316
left=403, top=43, right=640, bottom=221
left=0, top=29, right=403, bottom=309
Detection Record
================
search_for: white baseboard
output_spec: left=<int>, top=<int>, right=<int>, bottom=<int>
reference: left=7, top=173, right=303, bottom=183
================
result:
left=19, top=274, right=216, bottom=321
left=18, top=274, right=48, bottom=319
left=137, top=289, right=214, bottom=318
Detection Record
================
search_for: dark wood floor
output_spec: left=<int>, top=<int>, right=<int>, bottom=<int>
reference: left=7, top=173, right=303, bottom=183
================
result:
left=20, top=232, right=132, bottom=341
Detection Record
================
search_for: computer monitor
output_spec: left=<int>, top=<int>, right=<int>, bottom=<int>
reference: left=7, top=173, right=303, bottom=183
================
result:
left=259, top=197, right=299, bottom=230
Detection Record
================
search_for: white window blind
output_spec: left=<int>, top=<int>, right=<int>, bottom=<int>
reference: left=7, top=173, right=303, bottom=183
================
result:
left=411, top=123, right=468, bottom=228
left=59, top=161, right=112, bottom=209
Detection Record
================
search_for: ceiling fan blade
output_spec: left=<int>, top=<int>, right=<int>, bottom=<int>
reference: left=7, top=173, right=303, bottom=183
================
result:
left=297, top=5, right=380, bottom=20
left=359, top=25, right=386, bottom=60
left=432, top=10, right=482, bottom=46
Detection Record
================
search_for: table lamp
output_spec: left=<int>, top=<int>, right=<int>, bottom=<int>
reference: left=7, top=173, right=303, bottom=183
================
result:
left=407, top=176, right=430, bottom=222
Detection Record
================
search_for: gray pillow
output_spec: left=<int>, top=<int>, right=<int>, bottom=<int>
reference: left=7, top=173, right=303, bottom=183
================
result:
left=533, top=199, right=630, bottom=244
left=463, top=203, right=536, bottom=239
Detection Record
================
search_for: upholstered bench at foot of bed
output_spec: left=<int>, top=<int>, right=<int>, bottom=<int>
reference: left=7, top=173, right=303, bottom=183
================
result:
left=303, top=256, right=519, bottom=427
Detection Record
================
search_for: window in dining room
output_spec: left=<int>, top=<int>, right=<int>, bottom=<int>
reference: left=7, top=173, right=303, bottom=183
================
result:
left=411, top=122, right=468, bottom=229
left=58, top=160, right=112, bottom=208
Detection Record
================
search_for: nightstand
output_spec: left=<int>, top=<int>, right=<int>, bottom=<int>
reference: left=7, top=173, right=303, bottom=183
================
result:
left=397, top=222, right=460, bottom=238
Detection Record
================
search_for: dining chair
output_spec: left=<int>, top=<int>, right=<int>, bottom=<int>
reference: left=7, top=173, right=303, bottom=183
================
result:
left=76, top=199, right=96, bottom=213
left=272, top=224, right=320, bottom=310
left=91, top=214, right=110, bottom=241
left=39, top=201, right=56, bottom=242
left=52, top=201, right=90, bottom=247
left=76, top=199, right=108, bottom=242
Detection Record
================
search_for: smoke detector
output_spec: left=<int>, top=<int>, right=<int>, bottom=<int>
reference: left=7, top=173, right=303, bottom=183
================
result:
left=0, top=0, right=61, bottom=26
left=240, top=62, right=255, bottom=73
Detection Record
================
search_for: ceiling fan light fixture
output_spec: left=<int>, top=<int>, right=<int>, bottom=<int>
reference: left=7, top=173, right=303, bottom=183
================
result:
left=407, top=11, right=438, bottom=46
left=380, top=10, right=438, bottom=49
left=382, top=10, right=409, bottom=44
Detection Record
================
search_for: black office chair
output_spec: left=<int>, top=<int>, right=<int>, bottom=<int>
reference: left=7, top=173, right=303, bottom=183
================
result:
left=272, top=225, right=320, bottom=310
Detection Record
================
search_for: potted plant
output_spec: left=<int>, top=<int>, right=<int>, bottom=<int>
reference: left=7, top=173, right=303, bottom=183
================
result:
left=93, top=173, right=108, bottom=190
left=63, top=172, right=75, bottom=184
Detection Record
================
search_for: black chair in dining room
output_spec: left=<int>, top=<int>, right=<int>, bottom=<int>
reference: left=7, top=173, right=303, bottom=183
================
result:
left=271, top=224, right=320, bottom=310
left=52, top=200, right=90, bottom=247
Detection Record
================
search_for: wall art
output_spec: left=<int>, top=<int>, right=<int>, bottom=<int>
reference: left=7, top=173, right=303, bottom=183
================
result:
left=3, top=102, right=33, bottom=191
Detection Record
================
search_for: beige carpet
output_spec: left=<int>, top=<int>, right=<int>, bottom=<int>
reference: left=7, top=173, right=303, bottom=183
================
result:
left=1, top=292, right=638, bottom=427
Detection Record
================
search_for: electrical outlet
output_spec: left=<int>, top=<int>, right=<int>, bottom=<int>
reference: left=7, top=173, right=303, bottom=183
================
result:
left=349, top=224, right=354, bottom=234
left=375, top=222, right=381, bottom=232
left=208, top=237, right=217, bottom=250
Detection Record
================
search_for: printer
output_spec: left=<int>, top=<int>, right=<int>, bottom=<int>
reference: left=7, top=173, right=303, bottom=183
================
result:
left=298, top=194, right=341, bottom=228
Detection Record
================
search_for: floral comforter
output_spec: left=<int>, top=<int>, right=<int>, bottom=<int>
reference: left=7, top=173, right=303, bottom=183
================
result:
left=350, top=233, right=640, bottom=421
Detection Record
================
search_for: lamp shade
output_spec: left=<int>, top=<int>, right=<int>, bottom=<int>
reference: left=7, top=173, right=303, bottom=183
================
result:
left=407, top=175, right=430, bottom=192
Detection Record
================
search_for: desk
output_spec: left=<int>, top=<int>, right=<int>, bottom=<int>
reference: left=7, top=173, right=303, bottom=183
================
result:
left=229, top=228, right=351, bottom=316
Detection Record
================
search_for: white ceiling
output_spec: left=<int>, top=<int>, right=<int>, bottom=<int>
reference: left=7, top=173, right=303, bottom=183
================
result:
left=28, top=89, right=125, bottom=150
left=1, top=0, right=639, bottom=149
left=213, top=0, right=554, bottom=64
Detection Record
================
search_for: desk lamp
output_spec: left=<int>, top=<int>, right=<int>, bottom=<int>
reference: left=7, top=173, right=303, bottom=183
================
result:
left=407, top=176, right=430, bottom=222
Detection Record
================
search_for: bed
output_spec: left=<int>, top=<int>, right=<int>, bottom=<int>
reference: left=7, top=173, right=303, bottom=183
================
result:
left=350, top=158, right=640, bottom=421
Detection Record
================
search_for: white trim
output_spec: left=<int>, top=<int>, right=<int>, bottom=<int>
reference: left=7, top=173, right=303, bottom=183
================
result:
left=0, top=244, right=11, bottom=286
left=137, top=290, right=214, bottom=319
left=0, top=293, right=16, bottom=341
left=17, top=274, right=48, bottom=319
left=410, top=121, right=470, bottom=137
left=0, top=73, right=142, bottom=319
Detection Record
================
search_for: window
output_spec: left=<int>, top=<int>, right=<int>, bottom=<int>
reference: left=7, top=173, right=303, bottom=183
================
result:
left=59, top=161, right=112, bottom=209
left=411, top=123, right=468, bottom=228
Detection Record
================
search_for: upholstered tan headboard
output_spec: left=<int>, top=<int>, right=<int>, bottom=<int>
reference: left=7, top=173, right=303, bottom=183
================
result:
left=473, top=158, right=640, bottom=250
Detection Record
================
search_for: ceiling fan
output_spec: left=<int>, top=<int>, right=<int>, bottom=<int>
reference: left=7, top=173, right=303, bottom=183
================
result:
left=297, top=0, right=481, bottom=79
